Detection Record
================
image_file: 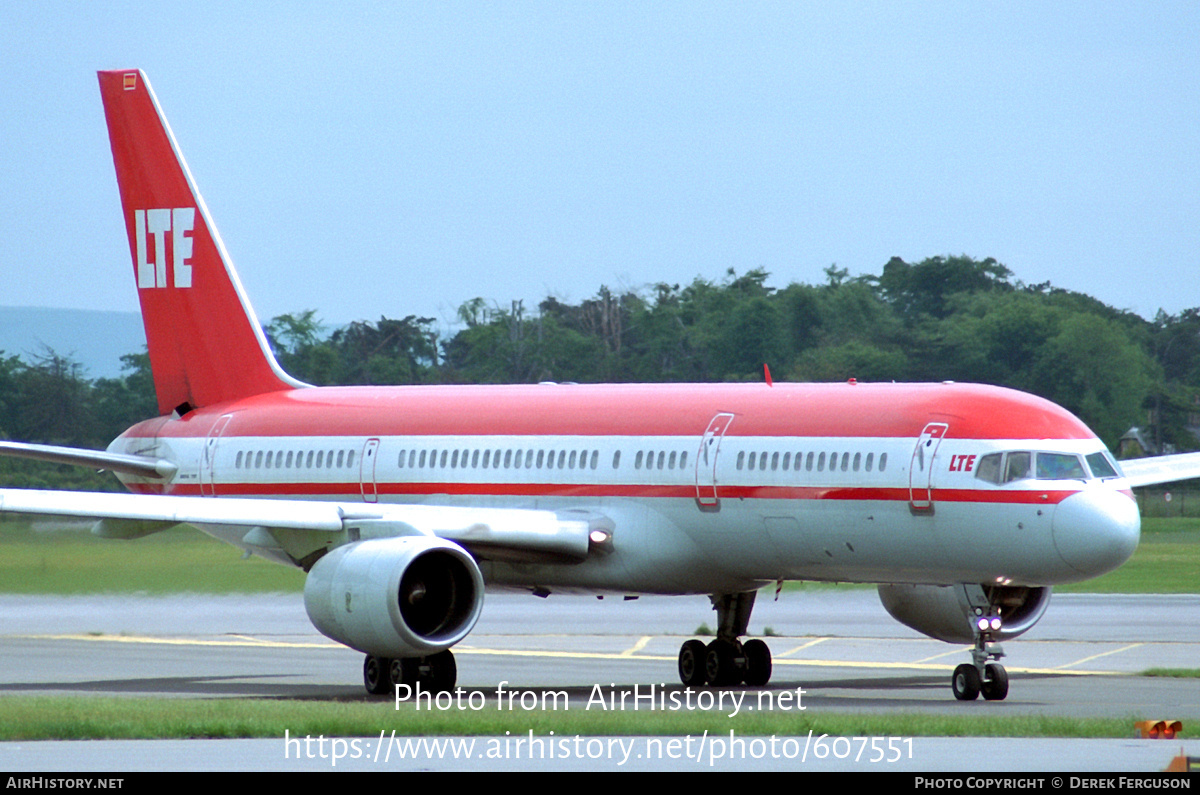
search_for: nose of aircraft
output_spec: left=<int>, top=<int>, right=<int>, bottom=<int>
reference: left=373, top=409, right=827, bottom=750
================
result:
left=1052, top=488, right=1140, bottom=578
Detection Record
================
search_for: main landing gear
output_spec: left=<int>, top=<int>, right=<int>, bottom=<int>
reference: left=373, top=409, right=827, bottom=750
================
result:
left=952, top=611, right=1009, bottom=701
left=677, top=591, right=773, bottom=687
left=363, top=650, right=457, bottom=696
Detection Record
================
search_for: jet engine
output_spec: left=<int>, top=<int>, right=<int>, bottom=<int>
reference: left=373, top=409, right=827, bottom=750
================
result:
left=304, top=536, right=485, bottom=658
left=877, top=583, right=1052, bottom=643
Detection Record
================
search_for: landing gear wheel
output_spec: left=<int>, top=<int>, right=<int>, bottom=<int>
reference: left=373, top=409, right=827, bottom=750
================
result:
left=705, top=639, right=743, bottom=686
left=981, top=663, right=1009, bottom=701
left=424, top=650, right=457, bottom=693
left=952, top=663, right=981, bottom=701
left=742, top=639, right=772, bottom=686
left=389, top=657, right=416, bottom=690
left=678, top=640, right=708, bottom=686
left=363, top=655, right=392, bottom=695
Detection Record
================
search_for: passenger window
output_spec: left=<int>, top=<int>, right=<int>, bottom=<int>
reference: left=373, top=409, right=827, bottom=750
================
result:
left=679, top=451, right=688, bottom=468
left=865, top=452, right=874, bottom=472
left=1004, top=452, right=1031, bottom=483
left=879, top=452, right=887, bottom=471
left=1037, top=452, right=1086, bottom=480
left=612, top=450, right=621, bottom=469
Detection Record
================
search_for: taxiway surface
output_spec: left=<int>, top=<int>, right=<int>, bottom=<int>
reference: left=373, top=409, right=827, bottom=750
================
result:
left=2, top=591, right=1198, bottom=771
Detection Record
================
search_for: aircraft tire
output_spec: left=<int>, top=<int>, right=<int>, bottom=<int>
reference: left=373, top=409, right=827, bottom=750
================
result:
left=678, top=639, right=708, bottom=686
left=952, top=663, right=981, bottom=701
left=742, top=638, right=772, bottom=686
left=705, top=639, right=742, bottom=686
left=363, top=655, right=392, bottom=695
left=425, top=650, right=457, bottom=693
left=981, top=663, right=1009, bottom=701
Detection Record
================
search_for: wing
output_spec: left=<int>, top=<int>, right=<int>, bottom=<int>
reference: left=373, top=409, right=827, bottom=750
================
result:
left=1118, top=452, right=1200, bottom=488
left=0, top=487, right=595, bottom=564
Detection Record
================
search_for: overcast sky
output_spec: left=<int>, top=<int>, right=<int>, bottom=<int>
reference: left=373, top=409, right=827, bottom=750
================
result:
left=1, top=3, right=1197, bottom=334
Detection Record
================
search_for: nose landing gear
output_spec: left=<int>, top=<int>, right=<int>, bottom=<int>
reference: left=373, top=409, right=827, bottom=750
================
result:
left=952, top=613, right=1009, bottom=701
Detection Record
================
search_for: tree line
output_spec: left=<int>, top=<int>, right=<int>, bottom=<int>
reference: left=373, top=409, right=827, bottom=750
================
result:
left=4, top=255, right=1199, bottom=489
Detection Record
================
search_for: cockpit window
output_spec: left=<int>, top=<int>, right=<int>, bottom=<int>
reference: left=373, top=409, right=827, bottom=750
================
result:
left=1036, top=452, right=1086, bottom=480
left=975, top=452, right=1003, bottom=484
left=1004, top=451, right=1031, bottom=483
left=1085, top=451, right=1119, bottom=479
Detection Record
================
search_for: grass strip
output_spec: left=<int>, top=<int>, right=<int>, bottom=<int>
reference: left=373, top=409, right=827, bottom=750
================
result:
left=1142, top=669, right=1200, bottom=679
left=2, top=516, right=1196, bottom=596
left=0, top=696, right=1149, bottom=741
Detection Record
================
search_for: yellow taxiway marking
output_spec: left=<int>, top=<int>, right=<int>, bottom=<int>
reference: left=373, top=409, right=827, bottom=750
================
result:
left=1056, top=643, right=1144, bottom=669
left=24, top=634, right=340, bottom=650
left=913, top=647, right=971, bottom=664
left=778, top=638, right=830, bottom=656
left=618, top=636, right=653, bottom=657
left=18, top=633, right=1121, bottom=676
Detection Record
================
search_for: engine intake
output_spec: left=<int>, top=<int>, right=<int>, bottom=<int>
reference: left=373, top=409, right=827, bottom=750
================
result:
left=877, top=583, right=1052, bottom=644
left=304, top=536, right=485, bottom=658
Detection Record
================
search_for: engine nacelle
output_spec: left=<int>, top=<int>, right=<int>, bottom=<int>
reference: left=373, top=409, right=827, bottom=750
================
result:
left=304, top=536, right=485, bottom=658
left=877, top=583, right=1052, bottom=644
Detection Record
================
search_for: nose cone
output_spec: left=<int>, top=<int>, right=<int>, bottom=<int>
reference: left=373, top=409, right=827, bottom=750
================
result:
left=1052, top=489, right=1140, bottom=578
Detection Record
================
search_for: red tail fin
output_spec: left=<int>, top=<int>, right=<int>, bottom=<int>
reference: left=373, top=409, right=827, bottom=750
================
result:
left=98, top=70, right=303, bottom=416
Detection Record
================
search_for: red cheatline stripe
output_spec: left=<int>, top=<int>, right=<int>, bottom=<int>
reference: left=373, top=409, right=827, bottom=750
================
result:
left=151, top=481, right=1079, bottom=505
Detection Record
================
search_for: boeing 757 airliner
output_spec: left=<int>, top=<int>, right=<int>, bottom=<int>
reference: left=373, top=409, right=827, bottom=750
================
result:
left=3, top=70, right=1195, bottom=701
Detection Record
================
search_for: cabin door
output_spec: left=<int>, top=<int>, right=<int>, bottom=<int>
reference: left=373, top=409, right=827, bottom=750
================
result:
left=199, top=414, right=233, bottom=497
left=909, top=421, right=948, bottom=514
left=695, top=412, right=735, bottom=510
left=360, top=438, right=380, bottom=503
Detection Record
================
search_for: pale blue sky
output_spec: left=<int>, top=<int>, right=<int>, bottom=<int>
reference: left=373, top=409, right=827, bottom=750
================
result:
left=1, top=2, right=1197, bottom=332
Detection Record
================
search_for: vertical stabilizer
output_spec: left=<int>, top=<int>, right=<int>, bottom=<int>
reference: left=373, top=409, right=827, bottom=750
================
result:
left=98, top=70, right=303, bottom=415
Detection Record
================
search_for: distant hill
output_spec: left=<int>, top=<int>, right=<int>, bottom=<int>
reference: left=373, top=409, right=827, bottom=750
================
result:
left=0, top=307, right=145, bottom=379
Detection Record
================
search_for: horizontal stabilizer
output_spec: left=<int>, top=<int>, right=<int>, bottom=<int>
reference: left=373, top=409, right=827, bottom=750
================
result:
left=0, top=440, right=177, bottom=480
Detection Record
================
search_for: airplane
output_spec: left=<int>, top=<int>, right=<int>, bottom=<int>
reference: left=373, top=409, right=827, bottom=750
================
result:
left=1, top=68, right=1196, bottom=702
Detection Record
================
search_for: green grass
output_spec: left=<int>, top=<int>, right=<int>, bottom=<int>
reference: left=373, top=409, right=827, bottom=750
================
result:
left=1, top=515, right=1196, bottom=596
left=1142, top=669, right=1200, bottom=679
left=0, top=696, right=1152, bottom=741
left=1056, top=517, right=1200, bottom=594
left=0, top=518, right=303, bottom=594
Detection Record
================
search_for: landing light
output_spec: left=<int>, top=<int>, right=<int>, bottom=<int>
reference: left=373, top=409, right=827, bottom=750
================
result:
left=977, top=617, right=1003, bottom=633
left=588, top=528, right=615, bottom=555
